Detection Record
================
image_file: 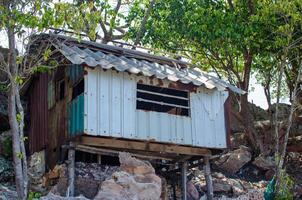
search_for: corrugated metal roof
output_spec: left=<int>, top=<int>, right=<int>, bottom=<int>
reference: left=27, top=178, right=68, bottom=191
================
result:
left=52, top=37, right=244, bottom=94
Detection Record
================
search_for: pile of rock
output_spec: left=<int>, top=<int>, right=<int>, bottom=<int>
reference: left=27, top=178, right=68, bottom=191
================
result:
left=47, top=152, right=162, bottom=200
left=50, top=163, right=118, bottom=199
left=94, top=152, right=162, bottom=200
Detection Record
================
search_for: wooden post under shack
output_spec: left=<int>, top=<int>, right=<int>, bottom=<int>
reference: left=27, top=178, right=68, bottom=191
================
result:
left=204, top=156, right=213, bottom=200
left=181, top=161, right=187, bottom=200
left=67, top=142, right=75, bottom=197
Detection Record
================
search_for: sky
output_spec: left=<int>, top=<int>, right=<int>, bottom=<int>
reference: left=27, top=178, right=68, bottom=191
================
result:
left=248, top=76, right=269, bottom=109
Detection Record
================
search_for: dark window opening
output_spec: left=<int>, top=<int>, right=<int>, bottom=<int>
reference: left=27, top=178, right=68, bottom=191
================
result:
left=72, top=79, right=84, bottom=100
left=136, top=83, right=190, bottom=116
left=56, top=79, right=65, bottom=101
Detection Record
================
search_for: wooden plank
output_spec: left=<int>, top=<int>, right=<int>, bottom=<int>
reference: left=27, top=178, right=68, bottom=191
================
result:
left=79, top=136, right=211, bottom=156
left=75, top=144, right=175, bottom=161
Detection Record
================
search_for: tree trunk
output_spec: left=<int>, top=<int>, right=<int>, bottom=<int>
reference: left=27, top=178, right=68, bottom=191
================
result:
left=16, top=85, right=28, bottom=198
left=276, top=61, right=302, bottom=191
left=239, top=50, right=265, bottom=153
left=7, top=26, right=27, bottom=199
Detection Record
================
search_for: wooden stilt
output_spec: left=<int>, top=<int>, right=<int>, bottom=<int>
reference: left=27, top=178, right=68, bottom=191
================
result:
left=204, top=156, right=213, bottom=200
left=97, top=154, right=102, bottom=164
left=68, top=143, right=75, bottom=197
left=181, top=161, right=187, bottom=200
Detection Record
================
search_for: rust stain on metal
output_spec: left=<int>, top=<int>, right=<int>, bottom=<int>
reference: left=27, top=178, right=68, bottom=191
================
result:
left=148, top=76, right=156, bottom=85
left=168, top=82, right=197, bottom=92
left=157, top=79, right=164, bottom=86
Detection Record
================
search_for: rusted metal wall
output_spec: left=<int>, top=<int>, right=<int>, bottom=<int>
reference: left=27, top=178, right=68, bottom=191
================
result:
left=28, top=65, right=80, bottom=169
left=28, top=73, right=49, bottom=154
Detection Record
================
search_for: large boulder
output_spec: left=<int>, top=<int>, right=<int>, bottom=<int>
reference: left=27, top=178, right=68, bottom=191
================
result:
left=252, top=155, right=275, bottom=171
left=186, top=181, right=200, bottom=200
left=215, top=146, right=252, bottom=174
left=94, top=152, right=161, bottom=200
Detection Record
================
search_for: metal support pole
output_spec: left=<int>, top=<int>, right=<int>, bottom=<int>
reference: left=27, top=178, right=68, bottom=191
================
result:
left=181, top=161, right=187, bottom=200
left=204, top=156, right=213, bottom=200
left=68, top=143, right=75, bottom=197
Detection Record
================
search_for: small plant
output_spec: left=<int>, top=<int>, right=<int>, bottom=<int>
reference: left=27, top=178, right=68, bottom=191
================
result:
left=275, top=170, right=294, bottom=200
left=27, top=191, right=41, bottom=200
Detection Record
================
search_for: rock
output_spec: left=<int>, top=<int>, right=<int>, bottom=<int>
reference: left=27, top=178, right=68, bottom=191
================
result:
left=252, top=155, right=275, bottom=171
left=29, top=150, right=46, bottom=175
left=41, top=192, right=89, bottom=200
left=231, top=132, right=249, bottom=148
left=95, top=152, right=161, bottom=200
left=213, top=182, right=232, bottom=193
left=48, top=165, right=61, bottom=179
left=0, top=156, right=14, bottom=183
left=160, top=177, right=168, bottom=200
left=265, top=169, right=275, bottom=181
left=254, top=120, right=271, bottom=131
left=228, top=179, right=244, bottom=196
left=215, top=146, right=252, bottom=174
left=212, top=172, right=225, bottom=179
left=294, top=184, right=302, bottom=198
left=50, top=163, right=118, bottom=199
left=119, top=152, right=155, bottom=175
left=28, top=150, right=46, bottom=191
left=186, top=181, right=199, bottom=200
left=0, top=184, right=18, bottom=200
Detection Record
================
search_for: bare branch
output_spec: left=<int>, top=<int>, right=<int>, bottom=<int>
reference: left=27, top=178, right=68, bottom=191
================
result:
left=133, top=0, right=155, bottom=47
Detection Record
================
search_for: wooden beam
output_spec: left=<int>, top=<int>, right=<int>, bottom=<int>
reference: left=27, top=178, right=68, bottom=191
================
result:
left=79, top=136, right=211, bottom=156
left=75, top=144, right=175, bottom=161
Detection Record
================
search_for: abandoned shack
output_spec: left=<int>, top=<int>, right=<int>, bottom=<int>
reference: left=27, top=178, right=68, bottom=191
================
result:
left=24, top=34, right=244, bottom=172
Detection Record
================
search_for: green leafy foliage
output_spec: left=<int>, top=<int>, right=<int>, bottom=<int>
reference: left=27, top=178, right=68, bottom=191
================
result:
left=275, top=170, right=294, bottom=200
left=27, top=191, right=41, bottom=200
left=16, top=152, right=23, bottom=160
left=0, top=83, right=8, bottom=92
left=127, top=0, right=302, bottom=100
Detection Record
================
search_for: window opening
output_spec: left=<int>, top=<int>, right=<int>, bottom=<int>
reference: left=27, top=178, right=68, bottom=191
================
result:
left=136, top=83, right=189, bottom=116
left=57, top=79, right=65, bottom=101
left=72, top=79, right=84, bottom=100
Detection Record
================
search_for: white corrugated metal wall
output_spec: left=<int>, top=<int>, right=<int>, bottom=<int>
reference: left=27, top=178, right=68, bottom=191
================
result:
left=84, top=67, right=228, bottom=148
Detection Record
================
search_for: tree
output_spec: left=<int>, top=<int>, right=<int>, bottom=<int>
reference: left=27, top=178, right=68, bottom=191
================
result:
left=0, top=1, right=67, bottom=199
left=126, top=0, right=302, bottom=155
left=52, top=0, right=138, bottom=43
